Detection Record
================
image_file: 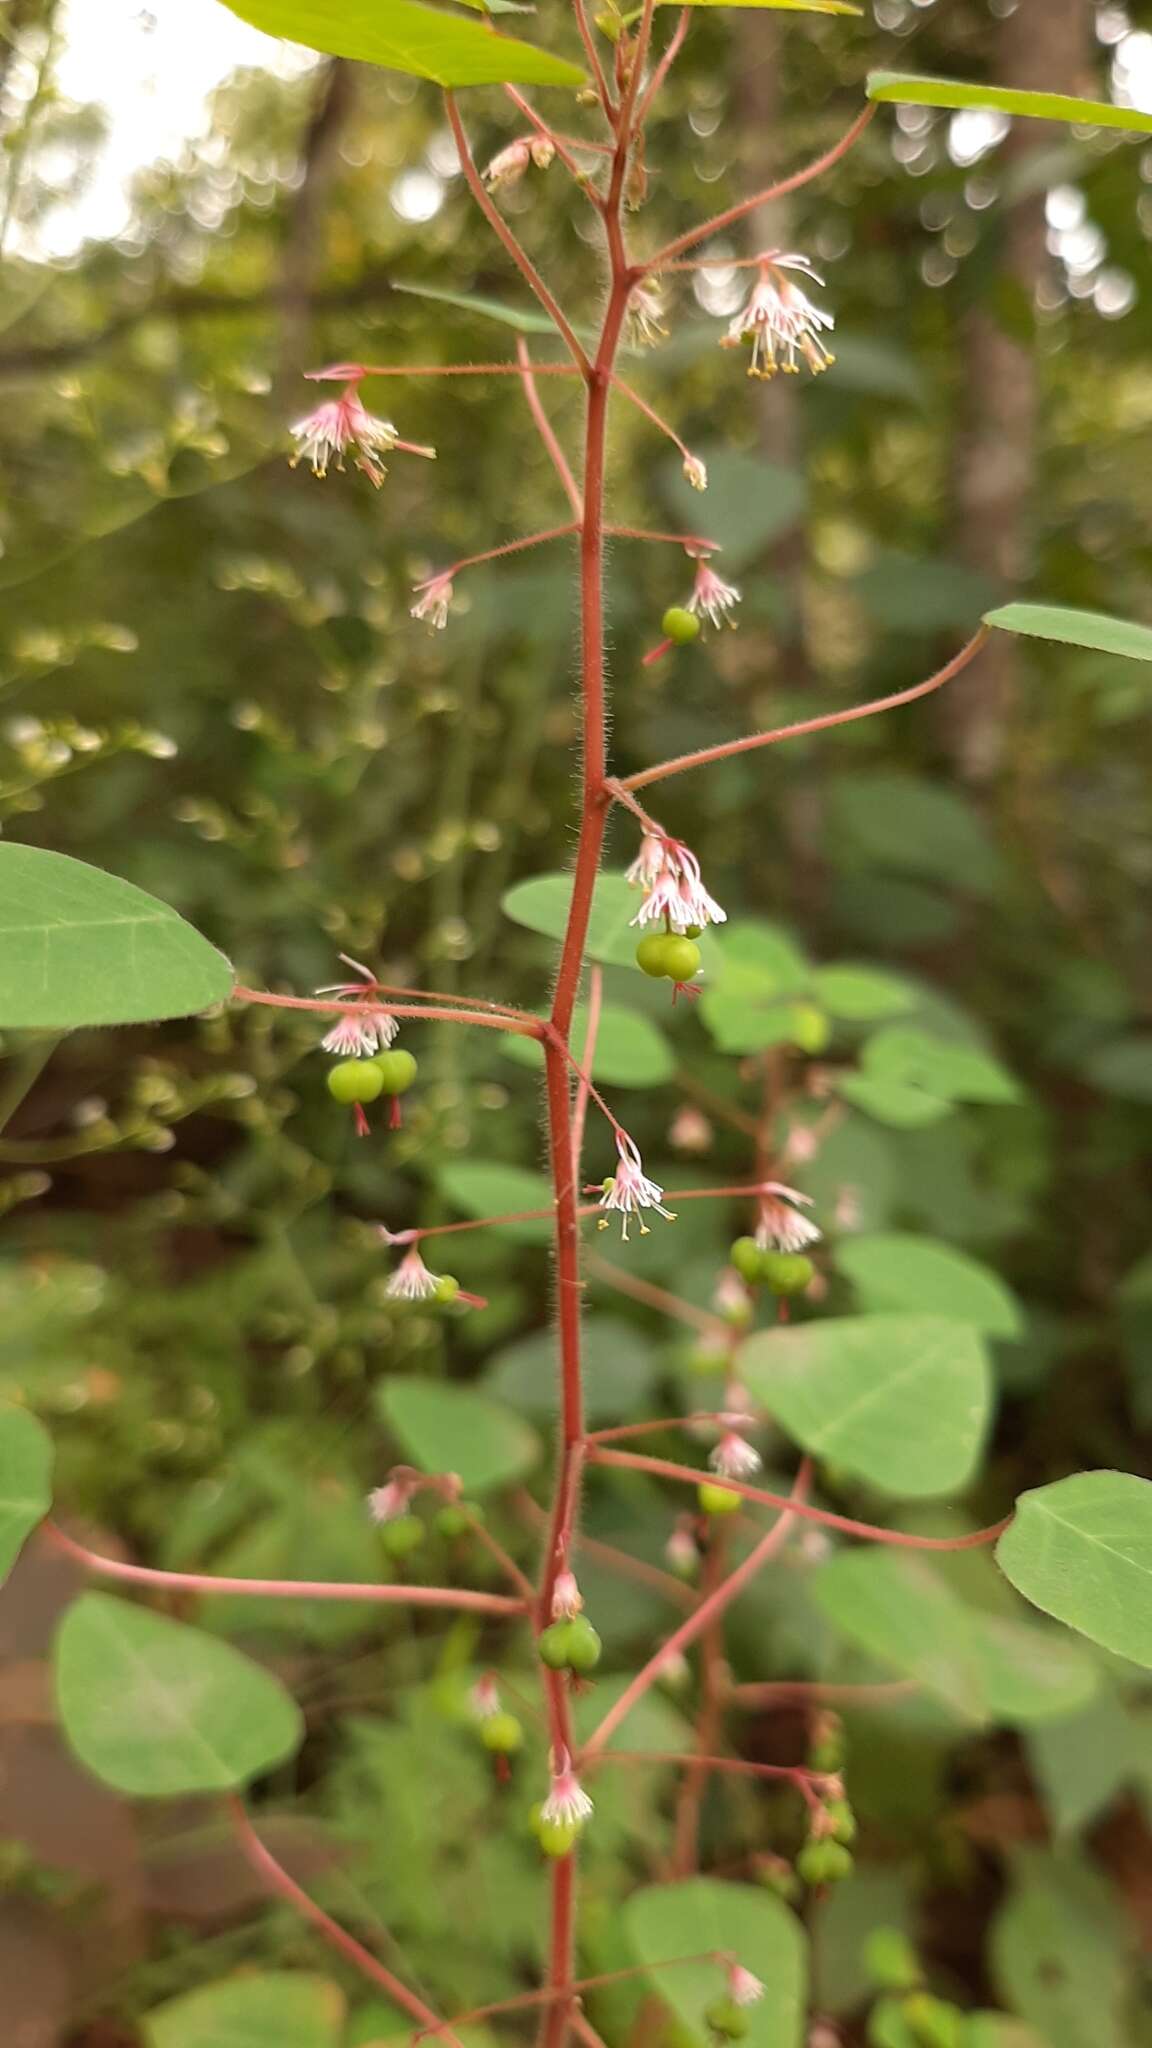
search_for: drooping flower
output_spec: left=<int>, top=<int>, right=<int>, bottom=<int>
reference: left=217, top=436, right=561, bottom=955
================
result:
left=385, top=1246, right=440, bottom=1301
left=726, top=1963, right=766, bottom=2008
left=754, top=1185, right=822, bottom=1254
left=470, top=1673, right=501, bottom=1721
left=367, top=1473, right=416, bottom=1523
left=483, top=132, right=555, bottom=191
left=629, top=833, right=727, bottom=931
left=551, top=1570, right=584, bottom=1620
left=541, top=1751, right=594, bottom=1829
left=316, top=956, right=398, bottom=1056
left=626, top=277, right=668, bottom=348
left=669, top=1105, right=713, bottom=1154
left=290, top=379, right=435, bottom=486
left=687, top=555, right=742, bottom=632
left=665, top=1522, right=699, bottom=1575
left=710, top=1430, right=762, bottom=1481
left=410, top=573, right=454, bottom=632
left=593, top=1133, right=676, bottom=1242
left=682, top=452, right=708, bottom=493
left=720, top=252, right=835, bottom=381
left=713, top=1266, right=753, bottom=1321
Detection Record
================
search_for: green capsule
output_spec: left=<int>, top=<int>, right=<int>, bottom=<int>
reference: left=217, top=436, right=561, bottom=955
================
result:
left=433, top=1274, right=460, bottom=1304
left=434, top=1504, right=470, bottom=1539
left=480, top=1710, right=524, bottom=1754
left=729, top=1236, right=762, bottom=1282
left=824, top=1796, right=857, bottom=1844
left=662, top=605, right=701, bottom=645
left=698, top=1481, right=742, bottom=1517
left=662, top=936, right=701, bottom=983
left=703, top=1997, right=750, bottom=2041
left=327, top=1059, right=385, bottom=1105
left=373, top=1048, right=418, bottom=1094
left=796, top=1838, right=854, bottom=1887
left=758, top=1250, right=814, bottom=1296
left=686, top=1345, right=729, bottom=1376
left=636, top=933, right=675, bottom=978
left=538, top=1619, right=576, bottom=1670
left=536, top=1814, right=579, bottom=1858
left=565, top=1615, right=602, bottom=1672
left=378, top=1512, right=425, bottom=1559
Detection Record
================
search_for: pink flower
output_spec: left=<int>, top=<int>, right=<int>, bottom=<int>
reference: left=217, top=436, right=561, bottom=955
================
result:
left=551, top=1570, right=584, bottom=1620
left=682, top=452, right=708, bottom=493
left=411, top=573, right=454, bottom=632
left=720, top=251, right=835, bottom=380
left=386, top=1247, right=440, bottom=1301
left=669, top=1105, right=713, bottom=1154
left=755, top=1186, right=821, bottom=1254
left=688, top=555, right=741, bottom=632
left=628, top=833, right=727, bottom=931
left=626, top=278, right=668, bottom=348
left=665, top=1523, right=699, bottom=1575
left=319, top=1006, right=398, bottom=1057
left=710, top=1430, right=762, bottom=1480
left=542, top=1751, right=593, bottom=1828
left=290, top=383, right=399, bottom=484
left=367, top=1474, right=415, bottom=1523
left=483, top=133, right=555, bottom=191
left=593, top=1133, right=676, bottom=1243
left=470, top=1674, right=501, bottom=1720
left=727, top=1963, right=765, bottom=2007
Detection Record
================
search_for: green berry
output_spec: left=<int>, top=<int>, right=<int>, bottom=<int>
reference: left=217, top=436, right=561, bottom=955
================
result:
left=703, top=1997, right=750, bottom=2041
left=378, top=1512, right=425, bottom=1559
left=682, top=924, right=703, bottom=939
left=373, top=1048, right=418, bottom=1094
left=796, top=1838, right=854, bottom=1887
left=824, top=1796, right=857, bottom=1844
left=686, top=1345, right=729, bottom=1376
left=759, top=1250, right=814, bottom=1296
left=435, top=1504, right=470, bottom=1539
left=480, top=1710, right=524, bottom=1754
left=903, top=1993, right=965, bottom=2048
left=786, top=1002, right=831, bottom=1055
left=538, top=1620, right=576, bottom=1670
left=565, top=1615, right=602, bottom=1673
left=863, top=1928, right=922, bottom=1994
left=661, top=936, right=701, bottom=984
left=636, top=933, right=675, bottom=978
left=535, top=1815, right=580, bottom=1858
left=327, top=1059, right=384, bottom=1106
left=729, top=1236, right=762, bottom=1283
left=698, top=1481, right=742, bottom=1517
left=433, top=1274, right=460, bottom=1304
left=662, top=605, right=701, bottom=645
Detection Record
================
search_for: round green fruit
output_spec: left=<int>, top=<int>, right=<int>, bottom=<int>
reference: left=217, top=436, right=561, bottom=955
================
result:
left=536, top=1815, right=580, bottom=1858
left=759, top=1250, right=814, bottom=1296
left=327, top=1060, right=385, bottom=1106
left=703, top=1997, right=749, bottom=2041
left=698, top=1482, right=742, bottom=1517
left=636, top=933, right=674, bottom=978
left=378, top=1512, right=425, bottom=1559
left=565, top=1615, right=602, bottom=1672
left=686, top=1345, right=729, bottom=1376
left=480, top=1710, right=524, bottom=1755
left=729, top=1236, right=762, bottom=1283
left=902, top=1993, right=965, bottom=2048
left=787, top=1002, right=831, bottom=1055
left=796, top=1838, right=854, bottom=1887
left=661, top=936, right=701, bottom=983
left=538, top=1620, right=576, bottom=1671
left=824, top=1797, right=857, bottom=1844
left=373, top=1048, right=418, bottom=1094
left=662, top=605, right=701, bottom=645
left=433, top=1274, right=460, bottom=1304
left=434, top=1504, right=470, bottom=1539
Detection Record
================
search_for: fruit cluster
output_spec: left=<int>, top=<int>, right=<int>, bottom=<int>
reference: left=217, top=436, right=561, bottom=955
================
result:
left=729, top=1236, right=814, bottom=1296
left=635, top=931, right=701, bottom=983
left=327, top=1046, right=418, bottom=1106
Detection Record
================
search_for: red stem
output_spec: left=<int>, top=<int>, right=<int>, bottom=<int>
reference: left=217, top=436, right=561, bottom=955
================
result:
left=518, top=338, right=584, bottom=516
left=44, top=1520, right=524, bottom=1615
left=621, top=627, right=991, bottom=795
left=231, top=984, right=544, bottom=1038
left=435, top=523, right=579, bottom=582
left=588, top=1448, right=1012, bottom=1552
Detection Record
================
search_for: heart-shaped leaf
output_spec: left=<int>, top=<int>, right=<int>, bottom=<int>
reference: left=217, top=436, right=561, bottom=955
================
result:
left=997, top=1471, right=1152, bottom=1668
left=0, top=846, right=232, bottom=1029
left=0, top=1405, right=52, bottom=1585
left=144, top=1973, right=345, bottom=2048
left=834, top=1234, right=1023, bottom=1338
left=625, top=1879, right=806, bottom=2048
left=377, top=1378, right=540, bottom=1493
left=55, top=1594, right=304, bottom=1795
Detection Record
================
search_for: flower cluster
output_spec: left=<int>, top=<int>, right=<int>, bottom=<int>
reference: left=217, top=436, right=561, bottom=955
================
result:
left=628, top=833, right=727, bottom=932
left=720, top=252, right=835, bottom=381
left=483, top=132, right=556, bottom=192
left=317, top=956, right=399, bottom=1059
left=290, top=371, right=436, bottom=487
left=593, top=1133, right=676, bottom=1243
left=756, top=1186, right=822, bottom=1254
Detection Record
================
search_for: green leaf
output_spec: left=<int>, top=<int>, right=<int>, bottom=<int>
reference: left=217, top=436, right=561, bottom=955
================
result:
left=812, top=1551, right=1098, bottom=1726
left=741, top=1315, right=991, bottom=1497
left=502, top=1002, right=675, bottom=1086
left=392, top=280, right=566, bottom=337
left=834, top=1234, right=1023, bottom=1338
left=0, top=1405, right=52, bottom=1585
left=826, top=773, right=1005, bottom=896
left=502, top=871, right=642, bottom=968
left=985, top=600, right=1152, bottom=662
left=996, top=1470, right=1152, bottom=1668
left=435, top=1161, right=553, bottom=1242
left=377, top=1378, right=540, bottom=1493
left=0, top=846, right=233, bottom=1030
left=221, top=0, right=585, bottom=87
left=625, top=1879, right=806, bottom=2048
left=55, top=1593, right=304, bottom=1795
left=867, top=70, right=1152, bottom=136
left=487, top=1316, right=657, bottom=1423
left=834, top=1073, right=955, bottom=1129
left=1027, top=1688, right=1142, bottom=1835
left=810, top=965, right=915, bottom=1022
left=144, top=1973, right=345, bottom=2048
left=862, top=1026, right=1020, bottom=1105
left=991, top=1852, right=1133, bottom=2048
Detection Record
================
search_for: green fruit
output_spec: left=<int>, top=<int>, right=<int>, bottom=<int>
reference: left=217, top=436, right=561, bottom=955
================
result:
left=756, top=1856, right=800, bottom=1902
left=903, top=1994, right=964, bottom=2048
left=435, top=1504, right=470, bottom=1539
left=759, top=1250, right=814, bottom=1296
left=686, top=1345, right=729, bottom=1376
left=825, top=1796, right=857, bottom=1844
left=373, top=1048, right=418, bottom=1094
left=378, top=1512, right=425, bottom=1559
left=538, top=1620, right=576, bottom=1670
left=796, top=1838, right=854, bottom=1887
left=480, top=1710, right=524, bottom=1754
left=682, top=924, right=703, bottom=939
left=729, top=1236, right=762, bottom=1283
left=565, top=1615, right=602, bottom=1672
left=535, top=1815, right=580, bottom=1858
left=433, top=1274, right=460, bottom=1304
left=636, top=933, right=675, bottom=978
left=704, top=1997, right=750, bottom=2040
left=863, top=1928, right=922, bottom=1994
left=662, top=605, right=701, bottom=645
left=661, top=936, right=701, bottom=983
left=786, top=1001, right=831, bottom=1055
left=698, top=1482, right=742, bottom=1517
left=327, top=1060, right=384, bottom=1105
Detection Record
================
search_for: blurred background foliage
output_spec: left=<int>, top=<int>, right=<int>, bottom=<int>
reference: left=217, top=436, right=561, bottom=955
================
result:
left=1, top=0, right=1152, bottom=2042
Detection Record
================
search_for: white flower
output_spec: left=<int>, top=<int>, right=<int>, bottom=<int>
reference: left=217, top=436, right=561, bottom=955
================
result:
left=551, top=1570, right=583, bottom=1619
left=710, top=1431, right=762, bottom=1480
left=367, top=1476, right=413, bottom=1523
left=755, top=1187, right=821, bottom=1254
left=386, top=1247, right=440, bottom=1301
left=290, top=385, right=399, bottom=483
left=625, top=834, right=667, bottom=891
left=682, top=452, right=708, bottom=493
left=595, top=1134, right=676, bottom=1243
left=411, top=573, right=454, bottom=632
left=727, top=1963, right=765, bottom=2008
left=319, top=1004, right=398, bottom=1057
left=542, top=1754, right=594, bottom=1828
left=688, top=556, right=742, bottom=632
left=720, top=252, right=835, bottom=381
left=629, top=834, right=727, bottom=931
left=626, top=278, right=668, bottom=348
